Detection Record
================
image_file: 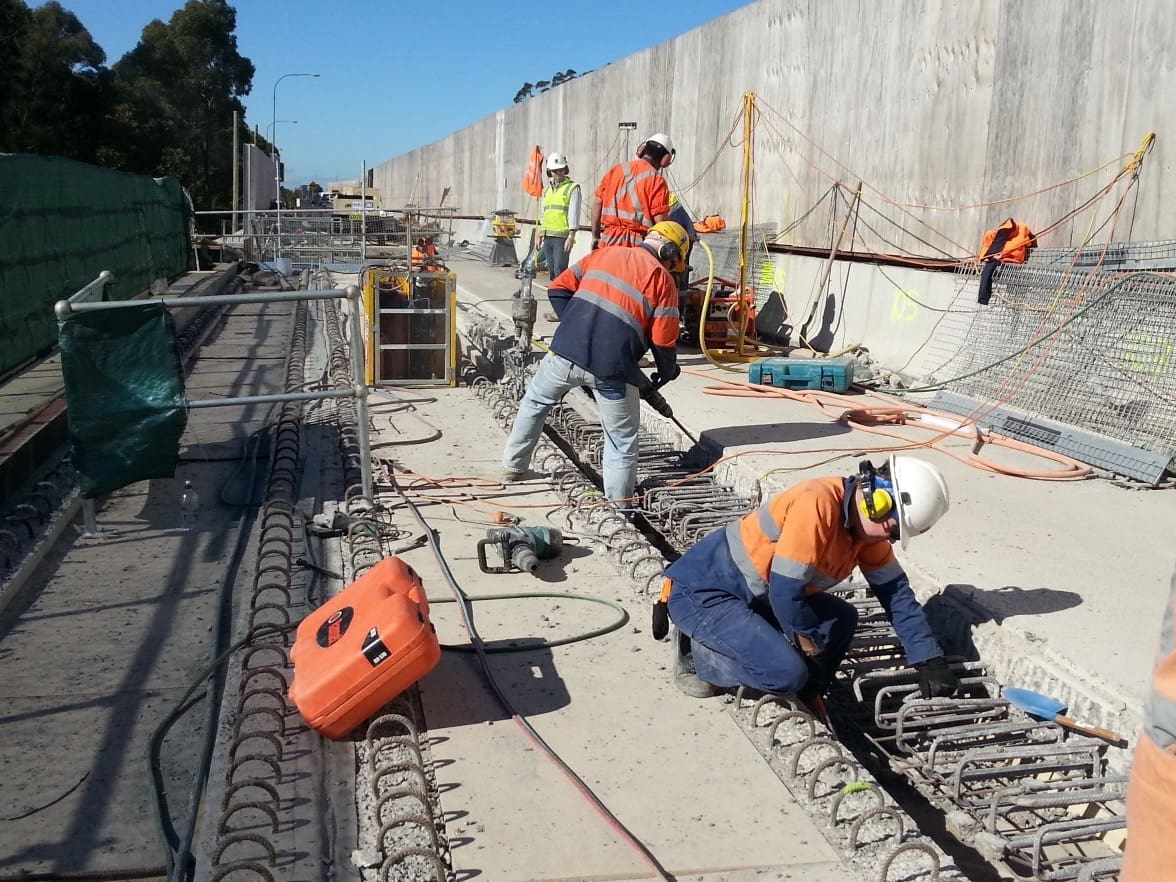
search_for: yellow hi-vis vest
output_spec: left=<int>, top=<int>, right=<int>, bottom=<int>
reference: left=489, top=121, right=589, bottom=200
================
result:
left=541, top=179, right=577, bottom=235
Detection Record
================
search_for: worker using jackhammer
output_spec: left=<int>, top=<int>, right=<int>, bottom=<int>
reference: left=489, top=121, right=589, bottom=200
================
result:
left=659, top=456, right=962, bottom=715
left=1122, top=563, right=1176, bottom=881
left=501, top=221, right=690, bottom=507
left=591, top=132, right=674, bottom=248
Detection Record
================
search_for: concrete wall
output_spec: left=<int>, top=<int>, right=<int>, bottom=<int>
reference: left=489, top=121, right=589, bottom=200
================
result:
left=373, top=0, right=1173, bottom=254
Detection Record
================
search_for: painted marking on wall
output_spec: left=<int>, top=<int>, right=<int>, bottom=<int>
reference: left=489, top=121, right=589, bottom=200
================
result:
left=891, top=288, right=919, bottom=322
left=1121, top=330, right=1173, bottom=377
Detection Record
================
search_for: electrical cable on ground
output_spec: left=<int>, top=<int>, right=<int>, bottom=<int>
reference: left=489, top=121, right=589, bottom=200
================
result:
left=390, top=474, right=675, bottom=881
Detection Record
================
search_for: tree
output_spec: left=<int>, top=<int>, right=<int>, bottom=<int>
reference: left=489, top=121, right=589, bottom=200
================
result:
left=1, top=1, right=108, bottom=161
left=513, top=81, right=534, bottom=103
left=106, top=0, right=255, bottom=210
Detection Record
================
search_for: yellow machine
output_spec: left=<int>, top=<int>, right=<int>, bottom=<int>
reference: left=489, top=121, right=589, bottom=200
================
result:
left=361, top=261, right=457, bottom=386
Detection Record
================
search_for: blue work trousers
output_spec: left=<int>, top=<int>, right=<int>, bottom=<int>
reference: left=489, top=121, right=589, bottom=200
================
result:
left=541, top=234, right=572, bottom=281
left=502, top=352, right=640, bottom=504
left=667, top=580, right=859, bottom=694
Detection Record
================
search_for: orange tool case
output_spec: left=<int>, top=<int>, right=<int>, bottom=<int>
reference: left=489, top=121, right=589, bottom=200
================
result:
left=289, top=555, right=441, bottom=739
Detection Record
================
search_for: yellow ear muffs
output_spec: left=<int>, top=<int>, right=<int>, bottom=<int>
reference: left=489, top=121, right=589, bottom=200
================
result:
left=857, top=487, right=895, bottom=522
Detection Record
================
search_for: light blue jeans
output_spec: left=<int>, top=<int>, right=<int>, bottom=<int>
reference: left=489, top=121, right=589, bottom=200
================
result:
left=502, top=352, right=641, bottom=504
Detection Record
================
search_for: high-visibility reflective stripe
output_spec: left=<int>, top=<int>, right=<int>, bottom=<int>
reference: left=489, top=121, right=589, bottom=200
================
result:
left=602, top=162, right=659, bottom=228
left=585, top=268, right=654, bottom=318
left=725, top=520, right=768, bottom=596
left=861, top=559, right=905, bottom=585
left=769, top=555, right=812, bottom=582
left=653, top=305, right=679, bottom=320
left=573, top=288, right=645, bottom=337
left=756, top=499, right=780, bottom=541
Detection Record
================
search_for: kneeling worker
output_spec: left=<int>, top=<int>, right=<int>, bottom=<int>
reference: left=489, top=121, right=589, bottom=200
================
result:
left=663, top=456, right=961, bottom=706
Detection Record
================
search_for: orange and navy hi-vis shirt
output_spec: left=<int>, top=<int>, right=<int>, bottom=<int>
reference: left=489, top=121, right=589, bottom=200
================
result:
left=1123, top=565, right=1176, bottom=882
left=595, top=158, right=671, bottom=245
left=665, top=475, right=941, bottom=664
left=547, top=245, right=679, bottom=386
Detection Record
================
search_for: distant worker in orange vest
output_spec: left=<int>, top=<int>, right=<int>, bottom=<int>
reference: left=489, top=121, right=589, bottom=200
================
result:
left=591, top=133, right=675, bottom=248
left=411, top=236, right=439, bottom=269
left=1122, top=564, right=1176, bottom=881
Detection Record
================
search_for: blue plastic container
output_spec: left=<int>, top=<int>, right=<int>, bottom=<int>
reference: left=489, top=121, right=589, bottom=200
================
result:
left=748, top=356, right=855, bottom=392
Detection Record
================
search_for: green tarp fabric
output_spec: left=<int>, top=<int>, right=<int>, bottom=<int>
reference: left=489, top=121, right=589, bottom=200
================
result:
left=0, top=154, right=192, bottom=377
left=58, top=301, right=188, bottom=499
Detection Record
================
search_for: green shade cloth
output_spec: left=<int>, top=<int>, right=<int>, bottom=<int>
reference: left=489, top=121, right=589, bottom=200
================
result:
left=0, top=154, right=191, bottom=376
left=59, top=302, right=188, bottom=498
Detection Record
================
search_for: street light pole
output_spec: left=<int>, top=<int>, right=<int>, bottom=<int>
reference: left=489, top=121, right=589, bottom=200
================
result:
left=272, top=72, right=318, bottom=260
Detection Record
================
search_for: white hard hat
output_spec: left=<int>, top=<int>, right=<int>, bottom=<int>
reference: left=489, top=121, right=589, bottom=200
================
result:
left=545, top=152, right=569, bottom=172
left=640, top=132, right=675, bottom=165
left=887, top=455, right=950, bottom=549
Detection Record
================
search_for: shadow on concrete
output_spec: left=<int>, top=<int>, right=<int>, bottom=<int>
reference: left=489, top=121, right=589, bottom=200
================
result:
left=421, top=639, right=572, bottom=728
left=699, top=419, right=851, bottom=451
left=924, top=583, right=1084, bottom=661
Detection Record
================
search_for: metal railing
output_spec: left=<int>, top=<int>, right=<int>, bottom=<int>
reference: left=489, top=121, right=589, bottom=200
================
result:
left=53, top=285, right=373, bottom=536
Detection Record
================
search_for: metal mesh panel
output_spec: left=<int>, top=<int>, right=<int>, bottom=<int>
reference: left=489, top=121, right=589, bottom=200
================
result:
left=693, top=223, right=779, bottom=307
left=922, top=245, right=1176, bottom=481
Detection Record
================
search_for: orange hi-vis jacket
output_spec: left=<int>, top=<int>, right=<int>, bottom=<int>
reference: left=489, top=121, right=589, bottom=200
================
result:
left=663, top=476, right=941, bottom=665
left=979, top=219, right=1035, bottom=263
left=1123, top=565, right=1176, bottom=881
left=595, top=158, right=671, bottom=246
left=547, top=244, right=679, bottom=386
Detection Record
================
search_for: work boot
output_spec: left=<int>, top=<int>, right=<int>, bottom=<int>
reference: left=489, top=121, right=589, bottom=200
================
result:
left=671, top=628, right=719, bottom=699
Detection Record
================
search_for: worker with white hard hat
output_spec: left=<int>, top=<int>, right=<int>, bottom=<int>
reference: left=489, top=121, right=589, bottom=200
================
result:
left=658, top=455, right=960, bottom=715
left=538, top=152, right=581, bottom=281
left=591, top=132, right=674, bottom=248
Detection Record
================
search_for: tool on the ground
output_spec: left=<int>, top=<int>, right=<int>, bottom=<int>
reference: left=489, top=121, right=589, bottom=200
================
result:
left=651, top=577, right=672, bottom=639
left=477, top=525, right=563, bottom=574
left=639, top=374, right=700, bottom=445
left=1003, top=686, right=1125, bottom=745
left=512, top=265, right=537, bottom=352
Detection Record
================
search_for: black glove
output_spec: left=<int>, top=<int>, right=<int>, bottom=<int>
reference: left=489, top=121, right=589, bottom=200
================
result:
left=651, top=600, right=669, bottom=640
left=914, top=657, right=960, bottom=699
left=650, top=365, right=680, bottom=388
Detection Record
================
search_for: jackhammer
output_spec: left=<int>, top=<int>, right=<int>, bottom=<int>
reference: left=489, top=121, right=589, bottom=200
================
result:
left=476, top=526, right=563, bottom=575
left=638, top=374, right=700, bottom=445
left=512, top=265, right=537, bottom=353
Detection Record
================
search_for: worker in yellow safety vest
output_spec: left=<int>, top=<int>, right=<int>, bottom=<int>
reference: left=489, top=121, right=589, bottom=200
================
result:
left=539, top=152, right=581, bottom=280
left=1123, top=564, right=1176, bottom=880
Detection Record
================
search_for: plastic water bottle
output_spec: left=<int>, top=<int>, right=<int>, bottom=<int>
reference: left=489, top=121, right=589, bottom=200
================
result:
left=179, top=480, right=199, bottom=532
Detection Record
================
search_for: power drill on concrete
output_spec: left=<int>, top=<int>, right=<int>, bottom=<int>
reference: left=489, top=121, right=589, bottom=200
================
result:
left=476, top=526, right=563, bottom=575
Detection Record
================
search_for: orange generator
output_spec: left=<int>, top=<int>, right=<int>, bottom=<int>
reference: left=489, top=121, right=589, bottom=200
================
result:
left=289, top=555, right=441, bottom=739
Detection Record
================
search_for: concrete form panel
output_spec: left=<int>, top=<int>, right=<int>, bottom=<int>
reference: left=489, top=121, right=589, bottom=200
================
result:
left=368, top=0, right=1176, bottom=256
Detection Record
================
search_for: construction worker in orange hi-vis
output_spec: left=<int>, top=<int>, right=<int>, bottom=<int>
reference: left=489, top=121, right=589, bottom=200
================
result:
left=1122, top=564, right=1176, bottom=881
left=591, top=132, right=674, bottom=248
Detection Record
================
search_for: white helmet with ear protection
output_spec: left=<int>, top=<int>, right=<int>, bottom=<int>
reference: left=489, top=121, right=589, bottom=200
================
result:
left=887, top=454, right=950, bottom=549
left=638, top=133, right=675, bottom=167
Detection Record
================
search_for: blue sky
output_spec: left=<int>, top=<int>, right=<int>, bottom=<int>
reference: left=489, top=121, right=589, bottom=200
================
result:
left=45, top=0, right=753, bottom=187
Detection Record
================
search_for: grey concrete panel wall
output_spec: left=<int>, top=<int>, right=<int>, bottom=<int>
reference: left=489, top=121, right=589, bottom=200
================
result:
left=372, top=0, right=1172, bottom=255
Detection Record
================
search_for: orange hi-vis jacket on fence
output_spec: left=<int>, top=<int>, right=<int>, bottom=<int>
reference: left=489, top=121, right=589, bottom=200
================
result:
left=594, top=158, right=671, bottom=246
left=979, top=218, right=1035, bottom=263
left=1122, top=565, right=1176, bottom=881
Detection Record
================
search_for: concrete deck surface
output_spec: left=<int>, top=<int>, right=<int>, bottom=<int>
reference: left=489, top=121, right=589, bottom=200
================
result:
left=447, top=252, right=1176, bottom=744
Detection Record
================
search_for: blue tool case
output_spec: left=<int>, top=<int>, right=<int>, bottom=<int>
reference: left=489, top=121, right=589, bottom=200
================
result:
left=747, top=356, right=856, bottom=392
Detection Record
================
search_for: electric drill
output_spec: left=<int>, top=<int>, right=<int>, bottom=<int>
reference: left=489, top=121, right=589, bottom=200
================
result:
left=477, top=526, right=563, bottom=574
